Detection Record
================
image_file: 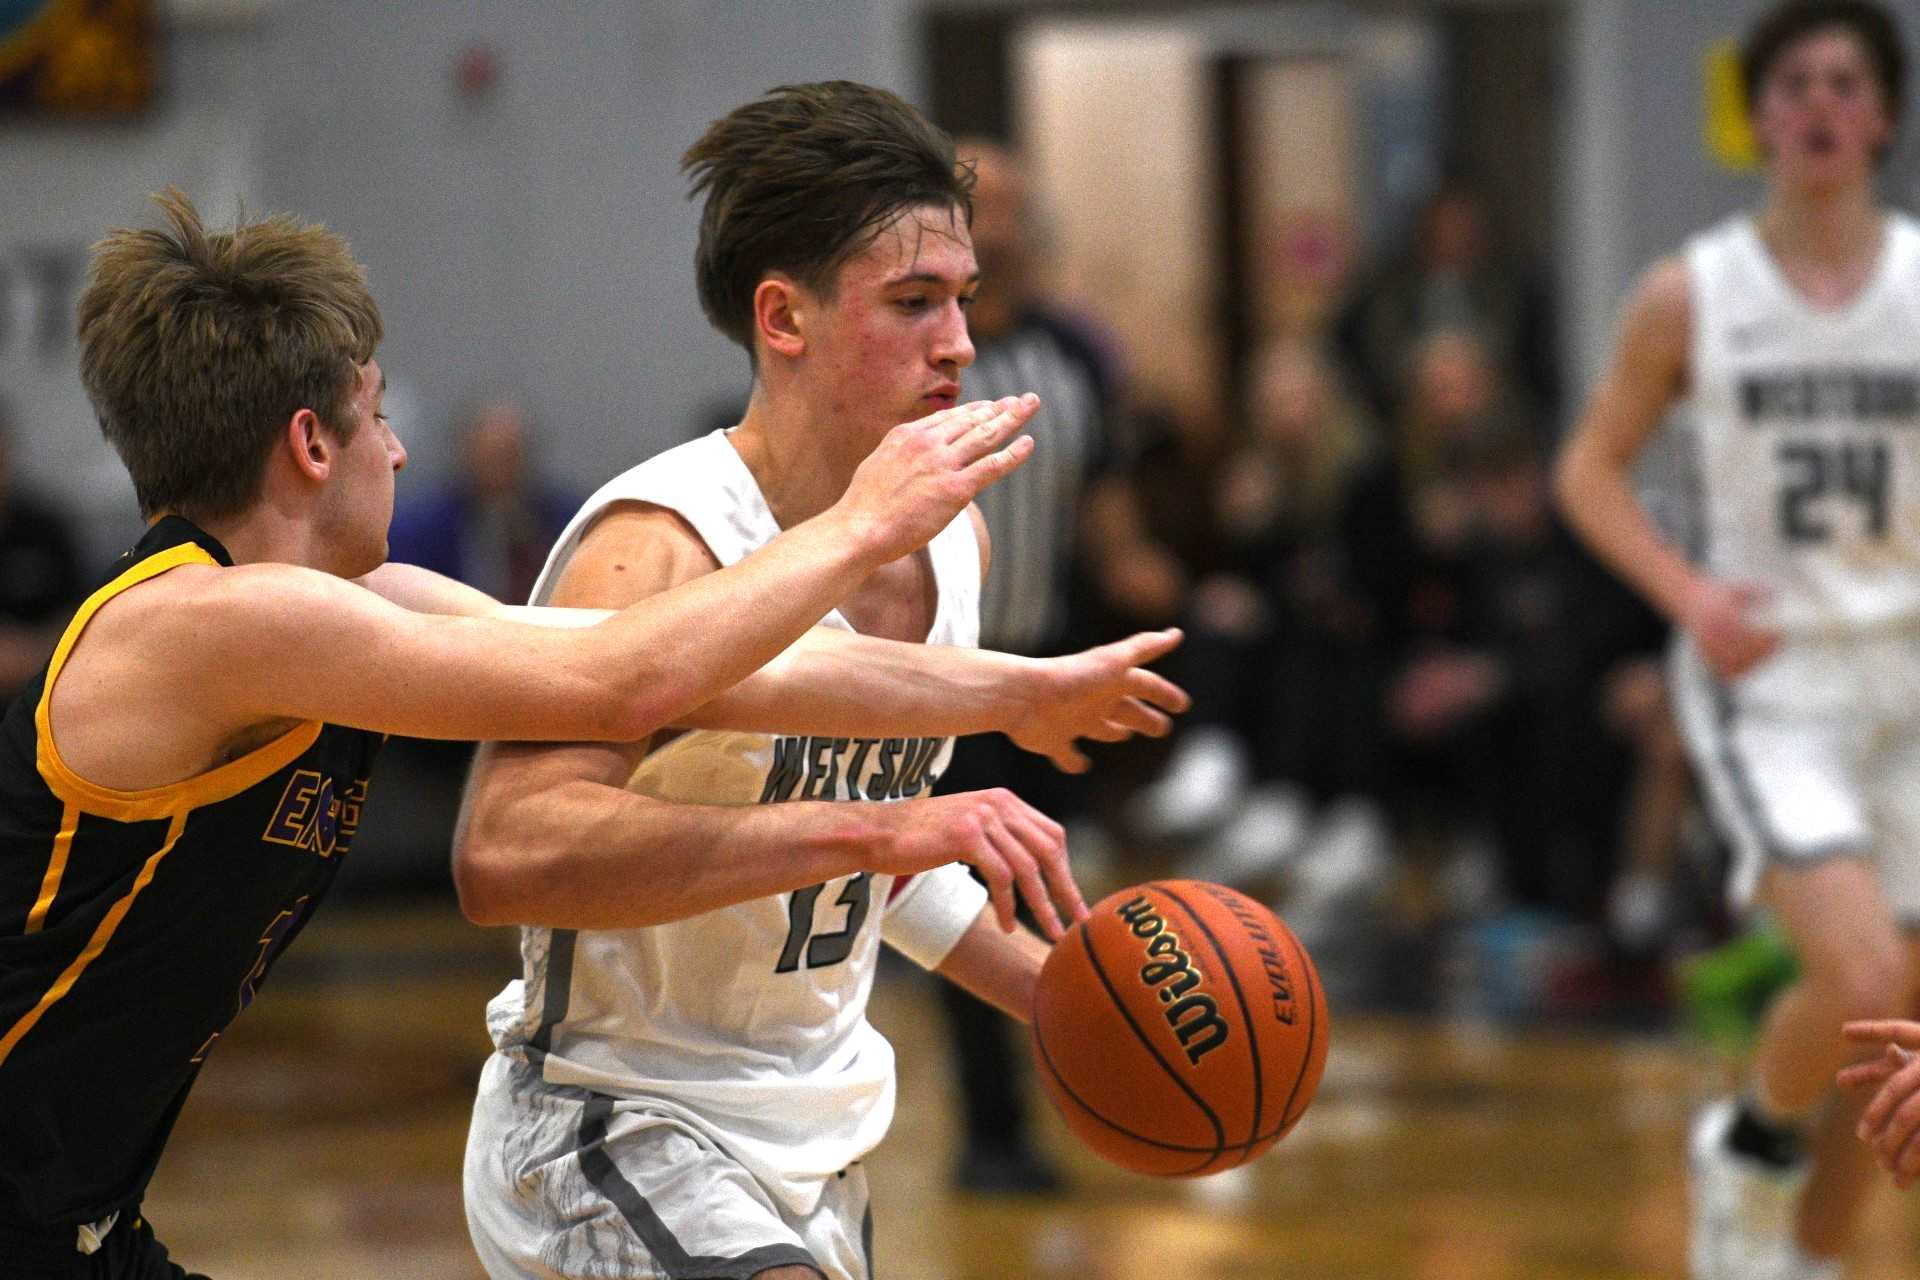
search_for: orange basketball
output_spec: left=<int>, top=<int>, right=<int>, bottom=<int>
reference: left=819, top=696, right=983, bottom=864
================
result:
left=1030, top=879, right=1330, bottom=1177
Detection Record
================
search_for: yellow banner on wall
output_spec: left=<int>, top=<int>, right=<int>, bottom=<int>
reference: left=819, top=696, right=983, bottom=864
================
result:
left=0, top=0, right=153, bottom=115
left=1704, top=38, right=1761, bottom=172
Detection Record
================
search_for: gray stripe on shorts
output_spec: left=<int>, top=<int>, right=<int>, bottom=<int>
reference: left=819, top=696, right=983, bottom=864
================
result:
left=861, top=1202, right=873, bottom=1278
left=530, top=928, right=577, bottom=1057
left=575, top=1097, right=820, bottom=1280
left=1709, top=678, right=1794, bottom=863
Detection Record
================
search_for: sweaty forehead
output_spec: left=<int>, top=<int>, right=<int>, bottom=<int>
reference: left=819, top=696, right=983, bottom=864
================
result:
left=844, top=205, right=976, bottom=285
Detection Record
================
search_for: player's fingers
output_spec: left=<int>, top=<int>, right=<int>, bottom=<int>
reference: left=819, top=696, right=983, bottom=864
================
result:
left=1862, top=1056, right=1920, bottom=1137
left=949, top=394, right=1037, bottom=454
left=1106, top=696, right=1172, bottom=739
left=1844, top=1020, right=1920, bottom=1051
left=1883, top=1088, right=1920, bottom=1177
left=1051, top=743, right=1090, bottom=774
left=1123, top=667, right=1192, bottom=714
left=1108, top=627, right=1184, bottom=668
left=923, top=398, right=997, bottom=444
left=1002, top=801, right=1085, bottom=927
left=985, top=814, right=1062, bottom=941
left=1839, top=1060, right=1897, bottom=1091
left=967, top=840, right=1017, bottom=934
left=997, top=793, right=1065, bottom=845
left=959, top=436, right=1035, bottom=492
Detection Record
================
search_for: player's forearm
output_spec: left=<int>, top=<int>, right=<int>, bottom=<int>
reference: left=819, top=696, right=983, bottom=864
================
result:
left=1554, top=441, right=1702, bottom=622
left=677, top=630, right=1042, bottom=737
left=454, top=784, right=885, bottom=930
left=934, top=907, right=1050, bottom=1023
left=575, top=511, right=887, bottom=739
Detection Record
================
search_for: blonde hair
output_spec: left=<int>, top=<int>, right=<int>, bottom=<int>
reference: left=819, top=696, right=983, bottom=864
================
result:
left=77, top=187, right=383, bottom=521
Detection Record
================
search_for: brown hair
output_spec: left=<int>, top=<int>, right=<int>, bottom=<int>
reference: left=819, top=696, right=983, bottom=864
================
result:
left=1743, top=0, right=1906, bottom=124
left=77, top=187, right=384, bottom=522
left=681, top=80, right=975, bottom=353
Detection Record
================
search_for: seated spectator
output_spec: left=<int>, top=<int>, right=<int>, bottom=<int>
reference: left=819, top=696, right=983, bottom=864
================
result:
left=386, top=397, right=578, bottom=604
left=1450, top=428, right=1677, bottom=934
left=1128, top=341, right=1382, bottom=886
left=1333, top=176, right=1559, bottom=426
left=1332, top=334, right=1682, bottom=953
left=0, top=396, right=84, bottom=700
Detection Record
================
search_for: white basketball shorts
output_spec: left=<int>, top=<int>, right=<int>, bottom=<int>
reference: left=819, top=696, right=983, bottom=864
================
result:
left=1670, top=629, right=1920, bottom=920
left=464, top=1051, right=872, bottom=1280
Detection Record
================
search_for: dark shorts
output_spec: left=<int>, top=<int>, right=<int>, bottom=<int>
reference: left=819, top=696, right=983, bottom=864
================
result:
left=0, top=1211, right=206, bottom=1280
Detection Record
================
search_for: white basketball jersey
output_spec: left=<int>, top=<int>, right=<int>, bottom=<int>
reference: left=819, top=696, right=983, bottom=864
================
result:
left=1685, top=213, right=1920, bottom=635
left=484, top=430, right=988, bottom=1215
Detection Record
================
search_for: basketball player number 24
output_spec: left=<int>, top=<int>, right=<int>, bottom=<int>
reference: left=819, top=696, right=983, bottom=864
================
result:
left=1776, top=439, right=1890, bottom=543
left=775, top=874, right=871, bottom=973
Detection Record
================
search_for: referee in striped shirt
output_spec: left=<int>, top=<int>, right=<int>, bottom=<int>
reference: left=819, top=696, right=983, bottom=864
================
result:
left=937, top=140, right=1126, bottom=1194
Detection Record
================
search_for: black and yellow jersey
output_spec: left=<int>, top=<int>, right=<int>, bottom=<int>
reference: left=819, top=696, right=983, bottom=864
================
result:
left=0, top=516, right=382, bottom=1228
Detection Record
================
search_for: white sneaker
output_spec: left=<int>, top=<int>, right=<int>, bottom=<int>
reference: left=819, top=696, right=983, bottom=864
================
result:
left=1688, top=1099, right=1808, bottom=1280
left=1125, top=727, right=1248, bottom=840
left=1177, top=781, right=1312, bottom=887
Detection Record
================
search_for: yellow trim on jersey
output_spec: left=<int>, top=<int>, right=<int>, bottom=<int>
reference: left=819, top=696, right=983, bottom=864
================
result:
left=33, top=542, right=325, bottom=823
left=24, top=802, right=78, bottom=933
left=0, top=812, right=187, bottom=1068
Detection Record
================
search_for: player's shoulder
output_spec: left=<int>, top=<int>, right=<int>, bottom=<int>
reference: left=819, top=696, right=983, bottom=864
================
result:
left=1619, top=255, right=1693, bottom=352
left=62, top=561, right=351, bottom=694
left=574, top=499, right=712, bottom=560
left=1635, top=254, right=1694, bottom=314
left=552, top=500, right=722, bottom=609
left=148, top=560, right=369, bottom=639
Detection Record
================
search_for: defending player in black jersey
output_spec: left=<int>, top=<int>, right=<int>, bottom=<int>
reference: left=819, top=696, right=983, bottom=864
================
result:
left=0, top=191, right=1182, bottom=1278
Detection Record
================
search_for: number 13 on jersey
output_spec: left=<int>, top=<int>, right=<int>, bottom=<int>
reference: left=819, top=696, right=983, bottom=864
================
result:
left=775, top=874, right=873, bottom=973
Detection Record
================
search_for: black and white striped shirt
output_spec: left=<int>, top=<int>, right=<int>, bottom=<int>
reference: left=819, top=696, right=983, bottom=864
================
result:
left=962, top=310, right=1115, bottom=653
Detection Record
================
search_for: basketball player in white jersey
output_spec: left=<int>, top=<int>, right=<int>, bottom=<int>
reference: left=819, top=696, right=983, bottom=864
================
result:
left=1556, top=4, right=1916, bottom=1276
left=458, top=82, right=1185, bottom=1280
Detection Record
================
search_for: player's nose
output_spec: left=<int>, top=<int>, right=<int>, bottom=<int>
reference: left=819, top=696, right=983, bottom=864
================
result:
left=936, top=301, right=975, bottom=371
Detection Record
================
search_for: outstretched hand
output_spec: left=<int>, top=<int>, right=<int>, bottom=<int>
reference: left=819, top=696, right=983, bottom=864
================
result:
left=1838, top=1020, right=1920, bottom=1188
left=839, top=395, right=1039, bottom=564
left=1007, top=629, right=1190, bottom=773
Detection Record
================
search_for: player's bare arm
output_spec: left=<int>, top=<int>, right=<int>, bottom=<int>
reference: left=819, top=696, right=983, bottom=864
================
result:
left=933, top=904, right=1052, bottom=1022
left=454, top=493, right=1086, bottom=936
left=1554, top=255, right=1780, bottom=678
left=50, top=395, right=1037, bottom=792
left=454, top=733, right=1073, bottom=933
left=683, top=626, right=1187, bottom=771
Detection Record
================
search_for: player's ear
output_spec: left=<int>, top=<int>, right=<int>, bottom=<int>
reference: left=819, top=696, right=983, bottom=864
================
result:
left=753, top=274, right=807, bottom=361
left=285, top=408, right=333, bottom=484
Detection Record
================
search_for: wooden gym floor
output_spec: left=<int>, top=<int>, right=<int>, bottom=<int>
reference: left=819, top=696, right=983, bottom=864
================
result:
left=137, top=899, right=1920, bottom=1280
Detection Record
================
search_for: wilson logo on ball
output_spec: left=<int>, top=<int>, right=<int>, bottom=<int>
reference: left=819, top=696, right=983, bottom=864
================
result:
left=1115, top=894, right=1230, bottom=1065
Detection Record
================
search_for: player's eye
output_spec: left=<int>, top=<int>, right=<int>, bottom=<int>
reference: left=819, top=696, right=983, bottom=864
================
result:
left=896, top=295, right=929, bottom=312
